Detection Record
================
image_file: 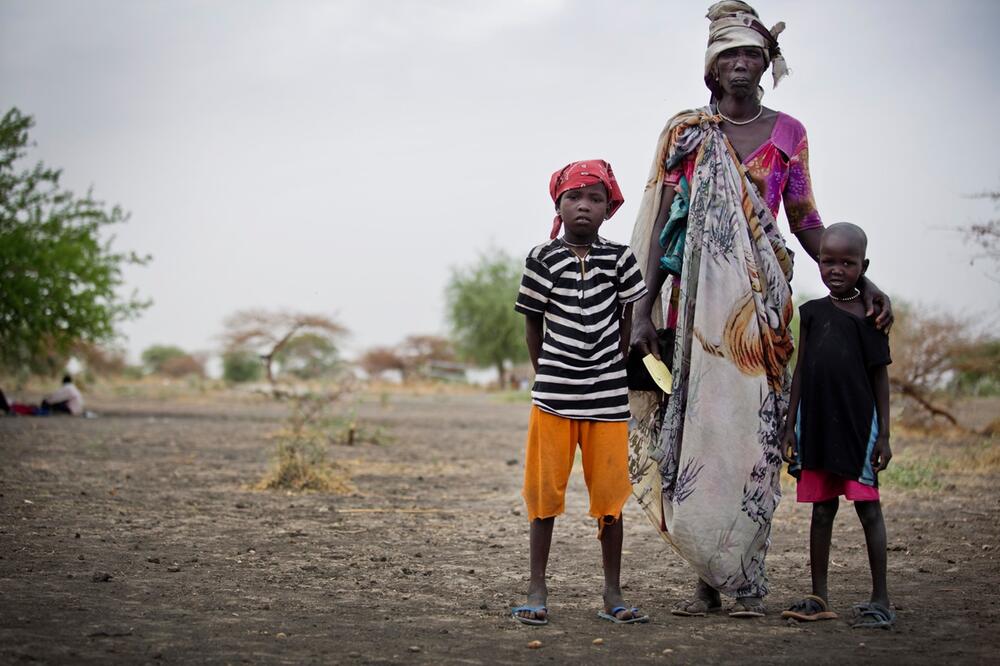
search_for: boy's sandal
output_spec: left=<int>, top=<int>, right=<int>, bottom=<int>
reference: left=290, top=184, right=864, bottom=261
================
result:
left=511, top=605, right=548, bottom=626
left=780, top=595, right=839, bottom=622
left=671, top=598, right=722, bottom=617
left=728, top=598, right=766, bottom=618
left=851, top=602, right=896, bottom=629
left=597, top=606, right=650, bottom=624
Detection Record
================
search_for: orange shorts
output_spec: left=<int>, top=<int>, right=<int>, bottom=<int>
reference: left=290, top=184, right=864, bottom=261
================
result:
left=522, top=406, right=632, bottom=533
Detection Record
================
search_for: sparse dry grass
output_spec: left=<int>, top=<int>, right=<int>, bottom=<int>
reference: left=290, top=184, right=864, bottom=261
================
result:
left=256, top=392, right=359, bottom=494
left=256, top=439, right=354, bottom=493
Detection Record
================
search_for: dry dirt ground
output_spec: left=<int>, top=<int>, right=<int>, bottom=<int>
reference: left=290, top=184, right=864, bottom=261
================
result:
left=1, top=391, right=998, bottom=665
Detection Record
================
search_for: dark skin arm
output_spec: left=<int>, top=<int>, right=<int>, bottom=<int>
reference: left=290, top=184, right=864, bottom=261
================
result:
left=870, top=364, right=892, bottom=472
left=781, top=322, right=806, bottom=463
left=619, top=302, right=634, bottom=359
left=525, top=312, right=543, bottom=373
left=630, top=187, right=676, bottom=360
left=795, top=227, right=894, bottom=331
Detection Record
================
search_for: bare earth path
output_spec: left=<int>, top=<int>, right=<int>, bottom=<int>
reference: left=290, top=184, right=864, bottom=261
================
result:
left=1, top=393, right=998, bottom=664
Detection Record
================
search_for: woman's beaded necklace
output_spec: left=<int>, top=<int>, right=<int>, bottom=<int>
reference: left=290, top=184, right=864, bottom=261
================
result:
left=717, top=104, right=763, bottom=126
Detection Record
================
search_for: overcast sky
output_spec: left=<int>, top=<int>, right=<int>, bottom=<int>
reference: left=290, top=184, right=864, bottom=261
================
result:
left=2, top=0, right=998, bottom=362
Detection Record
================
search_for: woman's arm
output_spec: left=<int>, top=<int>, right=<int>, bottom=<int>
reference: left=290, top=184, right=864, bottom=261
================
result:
left=794, top=226, right=822, bottom=262
left=630, top=187, right=677, bottom=359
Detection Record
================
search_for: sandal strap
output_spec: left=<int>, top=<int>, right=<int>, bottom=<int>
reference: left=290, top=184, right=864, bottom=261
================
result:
left=803, top=594, right=828, bottom=611
left=860, top=604, right=893, bottom=622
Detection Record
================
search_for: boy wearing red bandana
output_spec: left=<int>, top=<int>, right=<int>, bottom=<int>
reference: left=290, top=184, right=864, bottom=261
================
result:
left=511, top=160, right=649, bottom=626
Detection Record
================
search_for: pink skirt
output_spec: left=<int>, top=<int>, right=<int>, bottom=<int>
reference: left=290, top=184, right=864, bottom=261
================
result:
left=796, top=469, right=880, bottom=503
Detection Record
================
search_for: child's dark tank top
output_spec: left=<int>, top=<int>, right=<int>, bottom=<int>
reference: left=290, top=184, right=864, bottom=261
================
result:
left=796, top=297, right=891, bottom=485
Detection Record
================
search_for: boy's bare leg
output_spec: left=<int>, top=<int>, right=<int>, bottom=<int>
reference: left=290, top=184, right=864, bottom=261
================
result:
left=516, top=517, right=554, bottom=621
left=854, top=500, right=889, bottom=607
left=600, top=515, right=639, bottom=619
left=810, top=498, right=839, bottom=603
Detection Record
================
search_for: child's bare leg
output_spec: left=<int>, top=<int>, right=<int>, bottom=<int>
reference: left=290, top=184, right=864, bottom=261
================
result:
left=854, top=500, right=889, bottom=607
left=810, top=498, right=839, bottom=602
left=600, top=515, right=638, bottom=619
left=516, top=517, right=554, bottom=621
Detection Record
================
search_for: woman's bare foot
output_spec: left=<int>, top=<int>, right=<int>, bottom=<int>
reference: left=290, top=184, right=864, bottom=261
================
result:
left=672, top=578, right=722, bottom=616
left=729, top=595, right=766, bottom=618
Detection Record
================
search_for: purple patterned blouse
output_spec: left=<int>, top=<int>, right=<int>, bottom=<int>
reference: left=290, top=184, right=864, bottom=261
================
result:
left=666, top=112, right=823, bottom=234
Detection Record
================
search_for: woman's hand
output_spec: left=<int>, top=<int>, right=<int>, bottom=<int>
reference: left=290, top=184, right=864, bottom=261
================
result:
left=630, top=316, right=661, bottom=360
left=861, top=278, right=894, bottom=332
left=780, top=426, right=797, bottom=464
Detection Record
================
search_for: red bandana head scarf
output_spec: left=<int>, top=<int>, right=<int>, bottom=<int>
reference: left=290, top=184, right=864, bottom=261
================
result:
left=548, top=159, right=625, bottom=240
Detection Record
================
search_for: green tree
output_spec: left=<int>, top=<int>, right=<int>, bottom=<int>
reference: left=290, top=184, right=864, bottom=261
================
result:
left=222, top=349, right=263, bottom=383
left=445, top=250, right=527, bottom=386
left=273, top=332, right=340, bottom=380
left=0, top=108, right=149, bottom=374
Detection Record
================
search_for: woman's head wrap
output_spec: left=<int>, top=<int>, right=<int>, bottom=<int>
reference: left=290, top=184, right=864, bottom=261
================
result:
left=548, top=160, right=625, bottom=240
left=704, top=1, right=788, bottom=96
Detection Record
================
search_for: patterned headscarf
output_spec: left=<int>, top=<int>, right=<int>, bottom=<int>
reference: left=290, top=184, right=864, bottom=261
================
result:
left=704, top=1, right=788, bottom=95
left=548, top=159, right=625, bottom=240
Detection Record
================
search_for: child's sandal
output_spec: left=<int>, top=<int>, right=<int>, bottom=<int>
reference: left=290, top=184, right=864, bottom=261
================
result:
left=780, top=594, right=838, bottom=622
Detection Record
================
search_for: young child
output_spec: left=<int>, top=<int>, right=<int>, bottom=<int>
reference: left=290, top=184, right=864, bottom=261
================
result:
left=781, top=222, right=895, bottom=629
left=511, top=160, right=649, bottom=626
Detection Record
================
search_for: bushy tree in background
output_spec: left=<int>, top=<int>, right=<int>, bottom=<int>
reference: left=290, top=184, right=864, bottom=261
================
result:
left=221, top=310, right=346, bottom=394
left=141, top=345, right=187, bottom=374
left=445, top=250, right=527, bottom=387
left=142, top=344, right=204, bottom=378
left=949, top=338, right=1000, bottom=396
left=222, top=349, right=263, bottom=383
left=158, top=354, right=205, bottom=379
left=0, top=108, right=149, bottom=375
left=358, top=346, right=408, bottom=381
left=74, top=341, right=129, bottom=379
left=359, top=335, right=455, bottom=383
left=273, top=332, right=340, bottom=380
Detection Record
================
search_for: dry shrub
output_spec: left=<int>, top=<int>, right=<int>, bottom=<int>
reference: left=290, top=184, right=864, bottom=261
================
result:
left=257, top=440, right=353, bottom=493
left=256, top=391, right=356, bottom=493
left=74, top=342, right=128, bottom=378
left=889, top=303, right=971, bottom=427
left=159, top=354, right=206, bottom=378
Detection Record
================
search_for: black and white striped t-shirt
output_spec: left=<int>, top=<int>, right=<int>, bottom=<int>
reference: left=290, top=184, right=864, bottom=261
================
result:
left=514, top=238, right=647, bottom=421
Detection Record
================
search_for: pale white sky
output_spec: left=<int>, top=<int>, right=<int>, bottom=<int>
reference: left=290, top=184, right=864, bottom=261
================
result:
left=2, top=0, right=998, bottom=362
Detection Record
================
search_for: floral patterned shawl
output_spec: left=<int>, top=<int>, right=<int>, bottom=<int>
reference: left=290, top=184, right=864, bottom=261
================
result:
left=628, top=107, right=795, bottom=597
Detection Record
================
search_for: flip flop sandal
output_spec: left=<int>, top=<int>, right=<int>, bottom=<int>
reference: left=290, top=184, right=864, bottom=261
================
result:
left=511, top=605, right=548, bottom=626
left=597, top=606, right=650, bottom=624
left=851, top=602, right=896, bottom=629
left=670, top=598, right=722, bottom=617
left=728, top=600, right=766, bottom=618
left=781, top=594, right=839, bottom=622
left=851, top=602, right=873, bottom=618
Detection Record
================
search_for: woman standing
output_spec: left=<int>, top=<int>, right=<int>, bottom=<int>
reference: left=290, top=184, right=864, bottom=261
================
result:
left=628, top=1, right=891, bottom=617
